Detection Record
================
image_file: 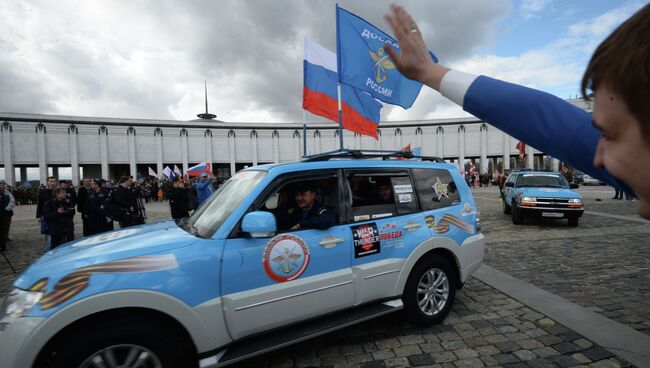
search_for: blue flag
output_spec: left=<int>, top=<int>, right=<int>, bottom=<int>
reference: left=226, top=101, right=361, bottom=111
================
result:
left=336, top=5, right=437, bottom=109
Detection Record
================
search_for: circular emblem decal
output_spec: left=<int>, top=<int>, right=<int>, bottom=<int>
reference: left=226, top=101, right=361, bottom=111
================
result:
left=262, top=234, right=311, bottom=283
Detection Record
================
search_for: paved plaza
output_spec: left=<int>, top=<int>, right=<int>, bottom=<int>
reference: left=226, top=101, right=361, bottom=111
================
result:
left=1, top=186, right=648, bottom=367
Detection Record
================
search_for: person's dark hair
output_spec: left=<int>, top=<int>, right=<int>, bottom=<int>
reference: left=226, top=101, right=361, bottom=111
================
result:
left=47, top=176, right=56, bottom=181
left=52, top=187, right=65, bottom=195
left=118, top=176, right=131, bottom=184
left=581, top=3, right=650, bottom=136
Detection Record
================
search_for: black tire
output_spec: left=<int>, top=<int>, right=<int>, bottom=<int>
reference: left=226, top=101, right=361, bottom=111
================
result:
left=37, top=314, right=196, bottom=368
left=511, top=202, right=524, bottom=225
left=503, top=199, right=511, bottom=214
left=568, top=217, right=579, bottom=227
left=402, top=255, right=457, bottom=325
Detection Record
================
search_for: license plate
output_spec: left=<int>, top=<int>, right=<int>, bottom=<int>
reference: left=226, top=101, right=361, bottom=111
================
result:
left=542, top=212, right=564, bottom=218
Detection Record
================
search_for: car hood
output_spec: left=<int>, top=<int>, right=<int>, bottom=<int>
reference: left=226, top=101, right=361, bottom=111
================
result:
left=517, top=187, right=581, bottom=199
left=14, top=220, right=198, bottom=290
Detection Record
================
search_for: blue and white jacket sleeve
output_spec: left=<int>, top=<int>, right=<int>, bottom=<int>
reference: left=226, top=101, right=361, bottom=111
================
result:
left=439, top=70, right=630, bottom=193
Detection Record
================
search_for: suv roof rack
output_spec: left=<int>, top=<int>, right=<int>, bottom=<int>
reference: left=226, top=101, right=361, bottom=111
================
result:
left=302, top=149, right=445, bottom=163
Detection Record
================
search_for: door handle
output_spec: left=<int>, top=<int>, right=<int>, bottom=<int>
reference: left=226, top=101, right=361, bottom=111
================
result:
left=319, top=236, right=344, bottom=248
left=404, top=222, right=421, bottom=231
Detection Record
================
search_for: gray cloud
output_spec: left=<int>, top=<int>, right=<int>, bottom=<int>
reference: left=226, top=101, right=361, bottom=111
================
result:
left=0, top=0, right=511, bottom=122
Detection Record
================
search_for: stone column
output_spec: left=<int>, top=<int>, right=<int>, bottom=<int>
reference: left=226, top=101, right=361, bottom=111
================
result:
left=526, top=145, right=535, bottom=169
left=354, top=133, right=361, bottom=150
left=436, top=126, right=444, bottom=158
left=415, top=127, right=423, bottom=149
left=180, top=128, right=189, bottom=175
left=228, top=130, right=236, bottom=174
left=458, top=125, right=465, bottom=174
left=205, top=129, right=214, bottom=168
left=551, top=157, right=560, bottom=172
left=376, top=130, right=381, bottom=150
left=127, top=127, right=137, bottom=179
left=314, top=130, right=321, bottom=154
left=154, top=128, right=163, bottom=178
left=250, top=130, right=258, bottom=166
left=395, top=128, right=402, bottom=150
left=293, top=130, right=301, bottom=160
left=1, top=122, right=15, bottom=185
left=272, top=130, right=279, bottom=163
left=480, top=124, right=488, bottom=174
left=68, top=124, right=80, bottom=185
left=36, top=123, right=48, bottom=184
left=503, top=132, right=511, bottom=171
left=99, top=126, right=109, bottom=180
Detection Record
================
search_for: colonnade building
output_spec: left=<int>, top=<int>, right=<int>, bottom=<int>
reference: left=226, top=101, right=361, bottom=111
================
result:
left=0, top=99, right=590, bottom=186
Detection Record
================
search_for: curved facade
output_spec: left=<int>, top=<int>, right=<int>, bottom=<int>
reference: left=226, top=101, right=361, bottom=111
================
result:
left=0, top=98, right=591, bottom=185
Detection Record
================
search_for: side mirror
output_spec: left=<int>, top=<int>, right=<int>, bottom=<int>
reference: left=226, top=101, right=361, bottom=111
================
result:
left=570, top=183, right=579, bottom=189
left=505, top=182, right=515, bottom=188
left=242, top=211, right=277, bottom=238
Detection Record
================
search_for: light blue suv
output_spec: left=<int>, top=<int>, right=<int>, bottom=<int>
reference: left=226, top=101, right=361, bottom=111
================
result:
left=502, top=170, right=584, bottom=226
left=0, top=153, right=484, bottom=368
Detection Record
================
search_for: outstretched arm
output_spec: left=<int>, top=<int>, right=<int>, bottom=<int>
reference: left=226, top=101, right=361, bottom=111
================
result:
left=383, top=5, right=630, bottom=192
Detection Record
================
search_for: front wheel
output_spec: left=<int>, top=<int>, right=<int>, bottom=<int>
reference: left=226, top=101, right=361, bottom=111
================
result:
left=403, top=255, right=456, bottom=325
left=511, top=202, right=524, bottom=225
left=36, top=315, right=196, bottom=368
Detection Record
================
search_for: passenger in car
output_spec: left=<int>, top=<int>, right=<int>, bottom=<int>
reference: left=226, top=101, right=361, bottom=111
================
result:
left=376, top=178, right=395, bottom=205
left=287, top=182, right=336, bottom=230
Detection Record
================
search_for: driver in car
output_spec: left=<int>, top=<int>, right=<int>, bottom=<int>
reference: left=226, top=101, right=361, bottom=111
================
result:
left=287, top=182, right=336, bottom=231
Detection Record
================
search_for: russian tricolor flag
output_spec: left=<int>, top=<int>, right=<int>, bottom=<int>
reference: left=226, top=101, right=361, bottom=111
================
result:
left=303, top=38, right=382, bottom=140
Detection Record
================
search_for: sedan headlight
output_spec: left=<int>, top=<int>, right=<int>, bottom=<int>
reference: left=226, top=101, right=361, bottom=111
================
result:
left=0, top=289, right=43, bottom=331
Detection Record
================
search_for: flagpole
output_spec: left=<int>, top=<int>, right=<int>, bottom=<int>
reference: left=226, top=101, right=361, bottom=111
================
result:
left=302, top=110, right=307, bottom=158
left=335, top=4, right=344, bottom=151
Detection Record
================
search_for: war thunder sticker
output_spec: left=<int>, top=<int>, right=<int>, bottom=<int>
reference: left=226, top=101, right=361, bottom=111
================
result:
left=352, top=223, right=381, bottom=258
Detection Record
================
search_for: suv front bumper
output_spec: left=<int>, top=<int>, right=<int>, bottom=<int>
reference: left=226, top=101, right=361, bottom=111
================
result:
left=0, top=316, right=45, bottom=368
left=517, top=206, right=584, bottom=218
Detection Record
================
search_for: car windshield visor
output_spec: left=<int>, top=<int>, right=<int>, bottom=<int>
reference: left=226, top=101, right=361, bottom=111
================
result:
left=516, top=174, right=569, bottom=188
left=189, top=170, right=266, bottom=238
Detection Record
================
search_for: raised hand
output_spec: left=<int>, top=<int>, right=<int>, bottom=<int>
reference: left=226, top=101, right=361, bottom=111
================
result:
left=384, top=4, right=449, bottom=90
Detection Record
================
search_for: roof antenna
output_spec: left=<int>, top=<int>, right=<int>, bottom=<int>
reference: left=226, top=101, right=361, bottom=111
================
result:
left=197, top=80, right=216, bottom=120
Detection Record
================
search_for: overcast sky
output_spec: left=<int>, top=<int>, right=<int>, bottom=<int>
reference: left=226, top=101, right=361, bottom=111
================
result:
left=0, top=0, right=643, bottom=124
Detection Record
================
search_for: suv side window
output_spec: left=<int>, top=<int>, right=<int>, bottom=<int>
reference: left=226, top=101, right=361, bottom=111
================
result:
left=412, top=168, right=461, bottom=210
left=253, top=173, right=339, bottom=233
left=347, top=172, right=418, bottom=222
left=506, top=173, right=517, bottom=185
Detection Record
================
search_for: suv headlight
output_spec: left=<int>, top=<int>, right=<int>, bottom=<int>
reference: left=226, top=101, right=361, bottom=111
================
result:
left=568, top=198, right=582, bottom=204
left=0, top=289, right=43, bottom=331
left=521, top=196, right=537, bottom=202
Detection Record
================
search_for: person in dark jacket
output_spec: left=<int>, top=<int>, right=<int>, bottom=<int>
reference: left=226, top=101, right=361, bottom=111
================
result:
left=287, top=182, right=336, bottom=231
left=0, top=190, right=7, bottom=252
left=85, top=179, right=113, bottom=236
left=167, top=179, right=190, bottom=219
left=110, top=176, right=139, bottom=228
left=43, top=188, right=75, bottom=248
left=36, top=176, right=58, bottom=219
left=77, top=178, right=92, bottom=236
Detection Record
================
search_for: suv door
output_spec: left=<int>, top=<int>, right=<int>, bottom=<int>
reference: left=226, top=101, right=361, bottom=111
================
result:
left=504, top=173, right=518, bottom=206
left=345, top=170, right=433, bottom=305
left=220, top=170, right=354, bottom=340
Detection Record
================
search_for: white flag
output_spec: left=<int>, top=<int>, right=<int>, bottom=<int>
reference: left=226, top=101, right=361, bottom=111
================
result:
left=148, top=167, right=158, bottom=178
left=174, top=165, right=182, bottom=177
left=162, top=166, right=173, bottom=179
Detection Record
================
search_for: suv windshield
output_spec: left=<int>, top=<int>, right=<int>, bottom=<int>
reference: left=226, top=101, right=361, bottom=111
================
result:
left=516, top=174, right=569, bottom=188
left=188, top=170, right=266, bottom=238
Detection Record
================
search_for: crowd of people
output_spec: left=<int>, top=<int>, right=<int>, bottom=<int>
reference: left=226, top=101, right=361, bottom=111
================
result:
left=0, top=172, right=223, bottom=252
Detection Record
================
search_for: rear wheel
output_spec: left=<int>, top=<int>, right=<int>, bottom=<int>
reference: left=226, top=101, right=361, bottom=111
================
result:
left=511, top=202, right=524, bottom=225
left=403, top=255, right=456, bottom=325
left=568, top=217, right=579, bottom=227
left=37, top=315, right=196, bottom=368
